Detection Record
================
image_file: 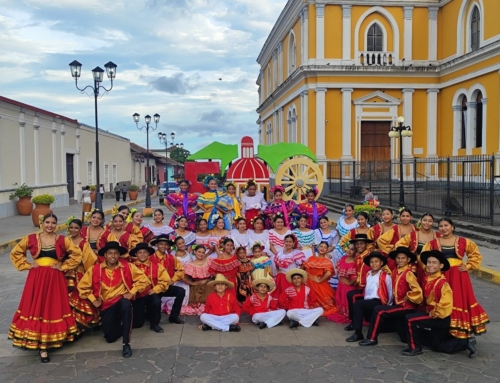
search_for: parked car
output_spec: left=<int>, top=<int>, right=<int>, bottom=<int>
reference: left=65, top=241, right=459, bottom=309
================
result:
left=159, top=182, right=178, bottom=197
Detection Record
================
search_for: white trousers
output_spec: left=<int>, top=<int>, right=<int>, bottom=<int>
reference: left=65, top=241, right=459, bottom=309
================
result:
left=252, top=309, right=287, bottom=329
left=287, top=308, right=324, bottom=328
left=200, top=313, right=239, bottom=332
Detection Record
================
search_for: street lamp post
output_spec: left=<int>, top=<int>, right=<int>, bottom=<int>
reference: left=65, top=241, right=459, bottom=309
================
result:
left=69, top=60, right=117, bottom=211
left=388, top=116, right=413, bottom=207
left=133, top=113, right=160, bottom=209
left=158, top=132, right=183, bottom=189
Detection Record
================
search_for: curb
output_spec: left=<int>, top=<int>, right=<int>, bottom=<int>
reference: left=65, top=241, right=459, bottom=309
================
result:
left=0, top=199, right=145, bottom=253
left=471, top=267, right=500, bottom=285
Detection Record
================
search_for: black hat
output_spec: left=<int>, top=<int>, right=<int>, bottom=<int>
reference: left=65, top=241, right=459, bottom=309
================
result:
left=388, top=246, right=417, bottom=264
left=98, top=241, right=128, bottom=257
left=363, top=251, right=387, bottom=267
left=150, top=234, right=174, bottom=247
left=351, top=233, right=374, bottom=243
left=420, top=250, right=450, bottom=272
left=129, top=243, right=155, bottom=258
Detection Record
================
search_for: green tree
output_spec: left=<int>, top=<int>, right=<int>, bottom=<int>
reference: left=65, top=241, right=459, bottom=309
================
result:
left=170, top=147, right=190, bottom=164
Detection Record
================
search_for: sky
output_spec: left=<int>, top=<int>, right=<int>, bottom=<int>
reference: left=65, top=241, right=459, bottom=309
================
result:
left=0, top=0, right=286, bottom=152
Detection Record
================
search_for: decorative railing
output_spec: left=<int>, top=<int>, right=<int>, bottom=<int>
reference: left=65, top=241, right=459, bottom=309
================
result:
left=359, top=51, right=395, bottom=66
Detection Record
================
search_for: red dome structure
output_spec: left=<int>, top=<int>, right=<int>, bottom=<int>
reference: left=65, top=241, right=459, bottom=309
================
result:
left=227, top=136, right=270, bottom=196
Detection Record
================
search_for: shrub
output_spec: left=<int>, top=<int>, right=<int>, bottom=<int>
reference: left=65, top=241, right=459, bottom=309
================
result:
left=32, top=194, right=55, bottom=205
left=9, top=183, right=34, bottom=200
left=129, top=184, right=139, bottom=191
left=89, top=185, right=96, bottom=191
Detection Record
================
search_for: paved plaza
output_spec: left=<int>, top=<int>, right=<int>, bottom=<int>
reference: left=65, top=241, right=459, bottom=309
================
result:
left=0, top=242, right=499, bottom=382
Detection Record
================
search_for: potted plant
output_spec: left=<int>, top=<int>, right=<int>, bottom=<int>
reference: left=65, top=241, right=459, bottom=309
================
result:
left=149, top=183, right=157, bottom=196
left=31, top=194, right=55, bottom=227
left=89, top=185, right=97, bottom=202
left=9, top=183, right=34, bottom=216
left=129, top=184, right=139, bottom=201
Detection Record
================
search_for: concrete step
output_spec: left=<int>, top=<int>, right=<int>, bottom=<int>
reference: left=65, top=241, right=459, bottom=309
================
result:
left=318, top=194, right=500, bottom=249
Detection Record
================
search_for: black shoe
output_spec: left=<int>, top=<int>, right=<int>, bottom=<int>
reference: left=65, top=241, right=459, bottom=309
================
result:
left=122, top=344, right=133, bottom=358
left=169, top=317, right=185, bottom=324
left=259, top=322, right=267, bottom=330
left=289, top=320, right=299, bottom=329
left=467, top=339, right=477, bottom=358
left=312, top=320, right=319, bottom=327
left=344, top=324, right=354, bottom=331
left=359, top=339, right=378, bottom=346
left=402, top=347, right=423, bottom=356
left=202, top=324, right=212, bottom=331
left=346, top=333, right=364, bottom=342
left=229, top=325, right=241, bottom=332
left=150, top=325, right=164, bottom=333
left=39, top=350, right=50, bottom=363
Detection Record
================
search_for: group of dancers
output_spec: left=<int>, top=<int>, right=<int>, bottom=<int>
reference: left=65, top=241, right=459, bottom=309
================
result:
left=7, top=176, right=489, bottom=363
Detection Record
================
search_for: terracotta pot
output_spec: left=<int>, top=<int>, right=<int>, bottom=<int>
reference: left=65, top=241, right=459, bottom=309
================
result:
left=16, top=197, right=33, bottom=216
left=129, top=191, right=138, bottom=201
left=90, top=191, right=96, bottom=202
left=32, top=203, right=53, bottom=227
left=149, top=186, right=156, bottom=196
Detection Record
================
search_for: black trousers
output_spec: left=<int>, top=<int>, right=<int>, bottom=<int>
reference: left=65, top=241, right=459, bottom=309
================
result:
left=115, top=191, right=120, bottom=201
left=132, top=294, right=162, bottom=328
left=405, top=312, right=451, bottom=350
left=122, top=192, right=127, bottom=201
left=353, top=298, right=381, bottom=333
left=367, top=304, right=415, bottom=341
left=101, top=298, right=133, bottom=344
left=347, top=289, right=365, bottom=321
left=160, top=285, right=185, bottom=320
left=433, top=336, right=470, bottom=354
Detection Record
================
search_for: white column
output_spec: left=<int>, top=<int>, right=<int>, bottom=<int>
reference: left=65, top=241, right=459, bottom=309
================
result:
left=273, top=112, right=277, bottom=144
left=402, top=89, right=414, bottom=158
left=482, top=98, right=487, bottom=154
left=426, top=89, right=439, bottom=157
left=75, top=128, right=81, bottom=188
left=315, top=4, right=325, bottom=61
left=277, top=42, right=283, bottom=84
left=279, top=107, right=284, bottom=142
left=403, top=7, right=413, bottom=62
left=61, top=131, right=66, bottom=184
left=315, top=88, right=327, bottom=160
left=341, top=88, right=353, bottom=159
left=19, top=113, right=26, bottom=184
left=466, top=102, right=477, bottom=155
left=33, top=117, right=40, bottom=186
left=302, top=6, right=309, bottom=64
left=301, top=90, right=309, bottom=146
left=52, top=122, right=58, bottom=184
left=452, top=105, right=462, bottom=156
left=342, top=5, right=352, bottom=63
left=428, top=7, right=438, bottom=63
left=259, top=70, right=264, bottom=102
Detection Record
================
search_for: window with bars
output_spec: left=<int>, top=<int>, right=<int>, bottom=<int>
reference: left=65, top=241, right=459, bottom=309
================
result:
left=104, top=164, right=109, bottom=191
left=367, top=24, right=383, bottom=52
left=288, top=32, right=296, bottom=73
left=112, top=164, right=117, bottom=184
left=475, top=92, right=483, bottom=148
left=87, top=161, right=93, bottom=186
left=471, top=6, right=480, bottom=52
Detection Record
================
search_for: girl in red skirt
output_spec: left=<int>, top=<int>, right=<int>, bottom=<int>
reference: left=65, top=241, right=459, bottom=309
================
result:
left=9, top=213, right=82, bottom=363
left=422, top=217, right=489, bottom=345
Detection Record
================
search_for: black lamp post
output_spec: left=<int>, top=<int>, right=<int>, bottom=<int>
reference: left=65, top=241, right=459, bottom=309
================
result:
left=69, top=60, right=117, bottom=211
left=158, top=132, right=176, bottom=196
left=133, top=113, right=160, bottom=208
left=388, top=116, right=413, bottom=207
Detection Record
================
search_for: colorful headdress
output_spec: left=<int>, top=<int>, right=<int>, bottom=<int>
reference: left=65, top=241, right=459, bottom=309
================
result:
left=126, top=208, right=138, bottom=223
left=342, top=241, right=352, bottom=251
left=250, top=215, right=265, bottom=227
left=218, top=236, right=233, bottom=251
left=233, top=215, right=246, bottom=224
left=38, top=214, right=44, bottom=229
left=203, top=174, right=217, bottom=189
left=176, top=179, right=192, bottom=187
left=286, top=233, right=299, bottom=249
left=111, top=204, right=118, bottom=216
left=86, top=208, right=102, bottom=223
left=270, top=185, right=285, bottom=195
left=175, top=215, right=187, bottom=228
left=65, top=215, right=77, bottom=234
left=210, top=213, right=222, bottom=227
left=244, top=179, right=256, bottom=189
left=306, top=186, right=319, bottom=196
left=251, top=241, right=265, bottom=251
left=224, top=180, right=236, bottom=191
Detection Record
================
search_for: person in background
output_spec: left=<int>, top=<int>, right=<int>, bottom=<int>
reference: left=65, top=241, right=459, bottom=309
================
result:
left=80, top=186, right=93, bottom=221
left=99, top=184, right=105, bottom=201
left=121, top=184, right=128, bottom=202
left=114, top=184, right=121, bottom=202
left=364, top=188, right=374, bottom=202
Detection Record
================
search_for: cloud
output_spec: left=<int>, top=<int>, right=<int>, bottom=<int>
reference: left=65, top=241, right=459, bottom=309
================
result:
left=199, top=109, right=226, bottom=123
left=149, top=73, right=201, bottom=95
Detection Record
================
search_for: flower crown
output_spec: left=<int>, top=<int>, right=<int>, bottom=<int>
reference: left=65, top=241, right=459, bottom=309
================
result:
left=224, top=180, right=236, bottom=191
left=65, top=215, right=77, bottom=233
left=270, top=185, right=285, bottom=195
left=217, top=236, right=232, bottom=250
left=251, top=241, right=265, bottom=251
left=244, top=179, right=256, bottom=190
left=86, top=208, right=101, bottom=222
left=203, top=174, right=217, bottom=189
left=250, top=215, right=264, bottom=227
left=210, top=213, right=222, bottom=226
left=307, top=186, right=319, bottom=196
left=126, top=208, right=138, bottom=223
left=233, top=215, right=245, bottom=224
left=176, top=179, right=192, bottom=187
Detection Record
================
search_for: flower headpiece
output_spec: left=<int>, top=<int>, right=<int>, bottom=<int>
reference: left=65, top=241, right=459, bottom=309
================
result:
left=342, top=241, right=352, bottom=251
left=244, top=179, right=256, bottom=190
left=175, top=215, right=187, bottom=228
left=217, top=236, right=232, bottom=251
left=270, top=185, right=285, bottom=195
left=287, top=233, right=299, bottom=249
left=86, top=208, right=101, bottom=222
left=307, top=186, right=319, bottom=196
left=233, top=215, right=246, bottom=224
left=65, top=215, right=77, bottom=233
left=111, top=204, right=118, bottom=216
left=251, top=241, right=265, bottom=251
left=38, top=215, right=44, bottom=229
left=224, top=180, right=236, bottom=191
left=126, top=208, right=138, bottom=223
left=176, top=179, right=192, bottom=187
left=210, top=213, right=222, bottom=226
left=250, top=215, right=264, bottom=227
left=203, top=174, right=217, bottom=189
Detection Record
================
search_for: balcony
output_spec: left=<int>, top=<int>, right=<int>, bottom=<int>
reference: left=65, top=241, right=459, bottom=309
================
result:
left=359, top=51, right=395, bottom=66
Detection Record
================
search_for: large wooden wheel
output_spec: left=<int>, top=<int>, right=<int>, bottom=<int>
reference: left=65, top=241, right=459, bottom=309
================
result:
left=275, top=157, right=323, bottom=202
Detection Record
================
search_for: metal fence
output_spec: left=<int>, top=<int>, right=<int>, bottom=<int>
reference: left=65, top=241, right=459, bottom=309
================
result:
left=326, top=155, right=499, bottom=225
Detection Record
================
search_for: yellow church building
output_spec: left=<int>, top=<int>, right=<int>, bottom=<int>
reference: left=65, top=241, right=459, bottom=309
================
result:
left=256, top=0, right=500, bottom=174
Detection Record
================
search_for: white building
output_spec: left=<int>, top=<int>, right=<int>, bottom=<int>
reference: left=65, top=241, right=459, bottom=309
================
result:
left=0, top=96, right=131, bottom=218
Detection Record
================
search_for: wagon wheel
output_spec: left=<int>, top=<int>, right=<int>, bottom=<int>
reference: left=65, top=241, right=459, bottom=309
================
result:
left=275, top=157, right=323, bottom=203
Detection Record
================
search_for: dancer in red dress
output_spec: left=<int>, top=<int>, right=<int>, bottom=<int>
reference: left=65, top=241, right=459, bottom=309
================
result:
left=209, top=238, right=240, bottom=295
left=9, top=213, right=82, bottom=363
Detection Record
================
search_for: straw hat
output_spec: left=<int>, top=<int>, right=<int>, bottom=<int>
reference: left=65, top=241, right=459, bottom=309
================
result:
left=388, top=246, right=417, bottom=264
left=207, top=273, right=234, bottom=289
left=285, top=268, right=308, bottom=283
left=420, top=250, right=450, bottom=272
left=252, top=278, right=276, bottom=291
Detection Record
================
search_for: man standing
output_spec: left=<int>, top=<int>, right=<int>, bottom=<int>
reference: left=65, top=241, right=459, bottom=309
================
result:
left=78, top=241, right=150, bottom=358
left=114, top=184, right=121, bottom=202
left=121, top=184, right=128, bottom=202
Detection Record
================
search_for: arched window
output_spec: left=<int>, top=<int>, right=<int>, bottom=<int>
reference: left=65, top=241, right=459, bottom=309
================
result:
left=475, top=92, right=483, bottom=148
left=460, top=96, right=467, bottom=149
left=367, top=24, right=383, bottom=52
left=288, top=32, right=296, bottom=73
left=471, top=6, right=480, bottom=52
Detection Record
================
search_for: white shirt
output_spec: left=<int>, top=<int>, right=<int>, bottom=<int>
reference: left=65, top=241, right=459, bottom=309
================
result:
left=364, top=269, right=393, bottom=304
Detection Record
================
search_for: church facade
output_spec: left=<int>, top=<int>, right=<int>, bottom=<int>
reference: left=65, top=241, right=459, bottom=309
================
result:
left=256, top=0, right=500, bottom=173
